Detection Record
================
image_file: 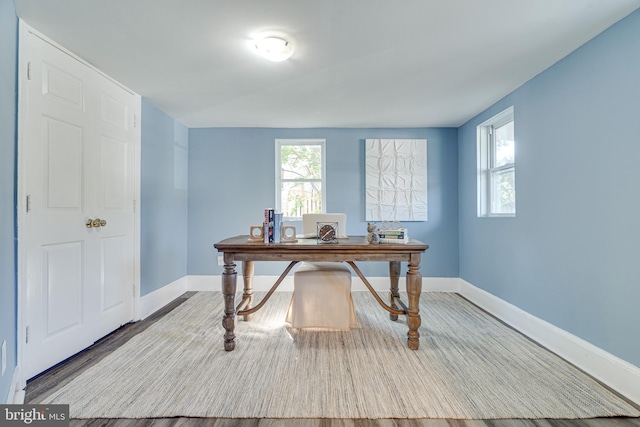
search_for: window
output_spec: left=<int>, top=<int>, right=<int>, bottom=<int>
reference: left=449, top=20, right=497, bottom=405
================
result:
left=477, top=107, right=515, bottom=217
left=276, top=139, right=326, bottom=219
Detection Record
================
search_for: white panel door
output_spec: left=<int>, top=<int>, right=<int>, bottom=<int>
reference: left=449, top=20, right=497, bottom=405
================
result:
left=22, top=32, right=136, bottom=379
left=93, top=76, right=136, bottom=339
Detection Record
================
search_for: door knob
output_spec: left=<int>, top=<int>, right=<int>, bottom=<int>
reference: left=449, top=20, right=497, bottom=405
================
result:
left=86, top=218, right=107, bottom=228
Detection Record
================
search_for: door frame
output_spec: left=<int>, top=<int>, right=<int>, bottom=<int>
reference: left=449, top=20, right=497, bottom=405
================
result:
left=16, top=22, right=142, bottom=389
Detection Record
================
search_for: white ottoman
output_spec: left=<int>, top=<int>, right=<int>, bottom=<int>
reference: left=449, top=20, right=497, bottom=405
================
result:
left=286, top=262, right=355, bottom=330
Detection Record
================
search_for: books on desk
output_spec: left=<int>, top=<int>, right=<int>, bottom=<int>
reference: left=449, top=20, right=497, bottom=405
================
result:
left=377, top=228, right=409, bottom=244
left=263, top=209, right=283, bottom=243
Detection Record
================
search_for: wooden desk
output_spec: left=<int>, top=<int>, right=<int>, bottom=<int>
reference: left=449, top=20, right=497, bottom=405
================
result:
left=214, top=235, right=429, bottom=351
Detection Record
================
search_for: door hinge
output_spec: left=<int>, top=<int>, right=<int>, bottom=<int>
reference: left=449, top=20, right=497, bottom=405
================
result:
left=26, top=194, right=32, bottom=212
left=133, top=114, right=137, bottom=128
left=25, top=326, right=30, bottom=344
left=27, top=61, right=32, bottom=80
left=132, top=199, right=136, bottom=213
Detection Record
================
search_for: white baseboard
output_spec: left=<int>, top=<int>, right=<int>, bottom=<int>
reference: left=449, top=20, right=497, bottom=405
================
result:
left=138, top=276, right=188, bottom=320
left=457, top=278, right=640, bottom=405
left=186, top=274, right=460, bottom=294
left=5, top=366, right=24, bottom=404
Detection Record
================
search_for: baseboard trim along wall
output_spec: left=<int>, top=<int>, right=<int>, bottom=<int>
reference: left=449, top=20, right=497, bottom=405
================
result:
left=5, top=366, right=24, bottom=404
left=185, top=274, right=459, bottom=293
left=457, top=279, right=640, bottom=406
left=139, top=274, right=639, bottom=405
left=139, top=276, right=189, bottom=320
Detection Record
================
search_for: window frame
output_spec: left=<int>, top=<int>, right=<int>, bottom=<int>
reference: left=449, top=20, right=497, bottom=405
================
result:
left=275, top=138, right=326, bottom=220
left=477, top=107, right=515, bottom=217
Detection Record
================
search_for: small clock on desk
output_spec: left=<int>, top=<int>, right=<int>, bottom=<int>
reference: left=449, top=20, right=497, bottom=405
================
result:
left=316, top=222, right=338, bottom=244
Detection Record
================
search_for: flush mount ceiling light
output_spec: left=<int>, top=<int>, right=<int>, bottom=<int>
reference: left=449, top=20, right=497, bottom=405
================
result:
left=254, top=36, right=294, bottom=62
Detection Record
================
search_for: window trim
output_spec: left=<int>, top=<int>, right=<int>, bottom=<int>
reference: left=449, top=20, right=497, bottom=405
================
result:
left=477, top=106, right=515, bottom=218
left=275, top=138, right=326, bottom=220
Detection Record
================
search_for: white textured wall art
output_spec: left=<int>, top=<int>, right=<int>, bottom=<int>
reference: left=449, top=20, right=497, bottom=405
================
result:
left=365, top=139, right=427, bottom=221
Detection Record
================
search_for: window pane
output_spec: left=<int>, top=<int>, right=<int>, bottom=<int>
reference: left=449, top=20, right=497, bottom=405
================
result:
left=494, top=121, right=514, bottom=167
left=281, top=145, right=322, bottom=180
left=490, top=168, right=516, bottom=214
left=280, top=181, right=323, bottom=217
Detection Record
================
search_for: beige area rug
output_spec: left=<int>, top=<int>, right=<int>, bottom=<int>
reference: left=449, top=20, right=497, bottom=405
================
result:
left=39, top=291, right=640, bottom=419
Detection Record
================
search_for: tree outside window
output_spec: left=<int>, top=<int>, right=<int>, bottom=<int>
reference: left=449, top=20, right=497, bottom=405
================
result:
left=276, top=139, right=326, bottom=219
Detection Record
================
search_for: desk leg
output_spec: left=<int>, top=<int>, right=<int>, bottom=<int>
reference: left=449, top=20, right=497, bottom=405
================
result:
left=389, top=261, right=401, bottom=321
left=222, top=253, right=237, bottom=351
left=406, top=253, right=422, bottom=350
left=242, top=261, right=254, bottom=321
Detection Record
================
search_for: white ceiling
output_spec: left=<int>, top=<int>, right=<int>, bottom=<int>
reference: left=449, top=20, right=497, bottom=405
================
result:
left=14, top=0, right=640, bottom=128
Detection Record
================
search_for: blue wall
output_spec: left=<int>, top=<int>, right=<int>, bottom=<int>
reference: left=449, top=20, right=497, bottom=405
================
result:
left=140, top=100, right=189, bottom=295
left=0, top=0, right=18, bottom=402
left=458, top=9, right=640, bottom=367
left=188, top=127, right=459, bottom=278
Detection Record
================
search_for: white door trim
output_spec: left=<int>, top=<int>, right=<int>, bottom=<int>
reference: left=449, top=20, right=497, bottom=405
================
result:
left=15, top=22, right=141, bottom=389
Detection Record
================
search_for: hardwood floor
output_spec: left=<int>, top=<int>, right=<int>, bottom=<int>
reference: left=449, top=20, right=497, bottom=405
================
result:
left=25, top=292, right=640, bottom=427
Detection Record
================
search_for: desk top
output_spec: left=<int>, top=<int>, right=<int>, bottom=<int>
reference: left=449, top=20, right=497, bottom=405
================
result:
left=215, top=235, right=428, bottom=259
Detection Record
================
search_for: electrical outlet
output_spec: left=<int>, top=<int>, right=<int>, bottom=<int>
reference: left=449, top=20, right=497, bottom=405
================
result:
left=217, top=255, right=224, bottom=266
left=1, top=340, right=6, bottom=376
